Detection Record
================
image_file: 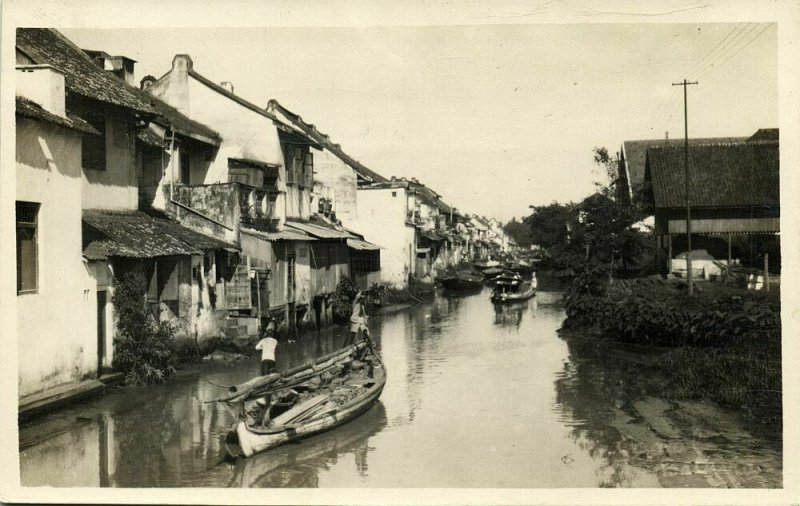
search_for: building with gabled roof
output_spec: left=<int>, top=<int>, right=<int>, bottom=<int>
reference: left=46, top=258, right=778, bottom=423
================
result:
left=644, top=137, right=780, bottom=275
left=617, top=136, right=747, bottom=205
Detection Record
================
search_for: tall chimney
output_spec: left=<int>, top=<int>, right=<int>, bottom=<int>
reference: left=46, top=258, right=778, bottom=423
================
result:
left=665, top=131, right=669, bottom=140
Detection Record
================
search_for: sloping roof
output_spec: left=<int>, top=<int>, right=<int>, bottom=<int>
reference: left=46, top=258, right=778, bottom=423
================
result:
left=622, top=137, right=747, bottom=192
left=82, top=210, right=234, bottom=260
left=16, top=29, right=154, bottom=114
left=136, top=127, right=163, bottom=148
left=188, top=67, right=277, bottom=121
left=747, top=128, right=778, bottom=143
left=286, top=220, right=356, bottom=240
left=241, top=227, right=316, bottom=242
left=16, top=95, right=99, bottom=135
left=645, top=142, right=779, bottom=209
left=267, top=100, right=388, bottom=183
left=145, top=95, right=220, bottom=146
left=346, top=238, right=382, bottom=250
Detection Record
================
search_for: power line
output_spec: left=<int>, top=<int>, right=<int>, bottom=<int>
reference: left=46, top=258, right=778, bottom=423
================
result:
left=693, top=23, right=761, bottom=76
left=683, top=23, right=752, bottom=77
left=697, top=23, right=773, bottom=79
left=644, top=24, right=743, bottom=134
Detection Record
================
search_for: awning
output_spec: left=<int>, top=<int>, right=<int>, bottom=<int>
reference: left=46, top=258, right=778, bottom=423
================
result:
left=347, top=238, right=382, bottom=251
left=420, top=230, right=444, bottom=242
left=286, top=220, right=355, bottom=240
left=277, top=127, right=322, bottom=149
left=82, top=210, right=236, bottom=260
left=241, top=227, right=316, bottom=242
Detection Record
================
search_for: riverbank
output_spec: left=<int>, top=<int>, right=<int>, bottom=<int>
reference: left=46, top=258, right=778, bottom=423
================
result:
left=557, top=330, right=782, bottom=487
left=560, top=277, right=782, bottom=439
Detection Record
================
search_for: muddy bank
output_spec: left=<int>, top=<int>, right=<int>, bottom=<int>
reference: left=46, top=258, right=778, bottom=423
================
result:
left=555, top=330, right=783, bottom=488
left=608, top=397, right=781, bottom=487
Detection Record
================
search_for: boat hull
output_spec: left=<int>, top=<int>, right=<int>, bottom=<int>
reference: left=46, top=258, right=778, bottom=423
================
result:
left=491, top=287, right=536, bottom=303
left=233, top=373, right=387, bottom=458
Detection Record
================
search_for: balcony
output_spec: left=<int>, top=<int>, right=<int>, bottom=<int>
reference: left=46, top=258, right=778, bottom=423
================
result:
left=169, top=182, right=280, bottom=236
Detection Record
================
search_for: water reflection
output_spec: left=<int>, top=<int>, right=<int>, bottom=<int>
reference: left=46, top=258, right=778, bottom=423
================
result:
left=228, top=403, right=387, bottom=488
left=492, top=299, right=535, bottom=329
left=18, top=287, right=780, bottom=488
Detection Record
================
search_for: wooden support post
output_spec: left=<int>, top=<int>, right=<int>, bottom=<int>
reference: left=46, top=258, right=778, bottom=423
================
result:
left=727, top=233, right=732, bottom=268
left=667, top=235, right=672, bottom=275
left=764, top=253, right=769, bottom=292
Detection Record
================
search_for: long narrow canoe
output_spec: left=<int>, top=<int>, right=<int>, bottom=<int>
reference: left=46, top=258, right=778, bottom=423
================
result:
left=220, top=340, right=386, bottom=458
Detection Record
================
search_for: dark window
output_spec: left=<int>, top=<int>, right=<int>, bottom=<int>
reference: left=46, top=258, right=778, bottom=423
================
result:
left=82, top=111, right=106, bottom=171
left=16, top=201, right=39, bottom=294
left=180, top=151, right=191, bottom=185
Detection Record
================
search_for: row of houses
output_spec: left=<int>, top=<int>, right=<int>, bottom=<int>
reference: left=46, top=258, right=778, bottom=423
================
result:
left=615, top=128, right=780, bottom=276
left=14, top=29, right=513, bottom=402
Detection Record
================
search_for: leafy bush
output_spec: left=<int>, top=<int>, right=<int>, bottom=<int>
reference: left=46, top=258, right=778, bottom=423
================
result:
left=331, top=277, right=359, bottom=323
left=112, top=272, right=177, bottom=385
left=564, top=279, right=780, bottom=349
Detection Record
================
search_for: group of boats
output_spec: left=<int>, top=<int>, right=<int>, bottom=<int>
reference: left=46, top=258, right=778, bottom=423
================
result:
left=215, top=255, right=535, bottom=462
left=438, top=256, right=538, bottom=303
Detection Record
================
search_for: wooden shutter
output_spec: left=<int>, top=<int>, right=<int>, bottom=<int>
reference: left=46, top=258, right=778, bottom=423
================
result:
left=303, top=152, right=314, bottom=188
left=293, top=147, right=303, bottom=186
left=285, top=147, right=295, bottom=185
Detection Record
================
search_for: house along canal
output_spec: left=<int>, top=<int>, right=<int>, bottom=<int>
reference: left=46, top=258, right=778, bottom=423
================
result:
left=19, top=287, right=781, bottom=488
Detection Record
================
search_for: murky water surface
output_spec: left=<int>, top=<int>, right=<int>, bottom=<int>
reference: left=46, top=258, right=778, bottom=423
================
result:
left=19, top=288, right=782, bottom=487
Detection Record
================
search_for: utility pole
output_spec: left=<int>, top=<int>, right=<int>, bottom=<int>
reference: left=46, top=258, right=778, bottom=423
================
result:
left=672, top=79, right=698, bottom=295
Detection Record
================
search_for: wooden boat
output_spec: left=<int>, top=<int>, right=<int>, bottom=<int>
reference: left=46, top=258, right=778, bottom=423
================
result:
left=473, top=259, right=500, bottom=271
left=217, top=339, right=386, bottom=459
left=490, top=272, right=537, bottom=302
left=438, top=270, right=484, bottom=290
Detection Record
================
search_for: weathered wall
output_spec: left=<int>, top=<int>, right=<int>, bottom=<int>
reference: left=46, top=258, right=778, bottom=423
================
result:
left=352, top=188, right=413, bottom=289
left=147, top=67, right=285, bottom=190
left=82, top=108, right=138, bottom=210
left=16, top=118, right=98, bottom=398
left=314, top=150, right=358, bottom=226
left=168, top=183, right=239, bottom=244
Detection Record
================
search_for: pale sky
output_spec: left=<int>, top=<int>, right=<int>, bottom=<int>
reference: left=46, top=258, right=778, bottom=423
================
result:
left=63, top=23, right=777, bottom=222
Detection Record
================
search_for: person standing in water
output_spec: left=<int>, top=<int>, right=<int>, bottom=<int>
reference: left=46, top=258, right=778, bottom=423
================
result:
left=255, top=316, right=278, bottom=376
left=344, top=291, right=369, bottom=347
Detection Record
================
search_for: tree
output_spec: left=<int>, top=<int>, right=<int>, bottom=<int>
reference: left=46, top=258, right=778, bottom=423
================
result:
left=593, top=146, right=619, bottom=199
left=524, top=202, right=573, bottom=250
left=503, top=217, right=533, bottom=247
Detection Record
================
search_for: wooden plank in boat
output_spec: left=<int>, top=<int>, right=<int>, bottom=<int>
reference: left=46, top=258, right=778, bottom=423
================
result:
left=272, top=394, right=331, bottom=425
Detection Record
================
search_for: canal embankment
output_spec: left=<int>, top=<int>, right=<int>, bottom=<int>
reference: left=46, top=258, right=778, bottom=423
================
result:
left=559, top=276, right=781, bottom=440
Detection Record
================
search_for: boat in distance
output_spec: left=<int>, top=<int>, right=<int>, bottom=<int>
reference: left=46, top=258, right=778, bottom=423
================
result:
left=216, top=339, right=386, bottom=458
left=490, top=272, right=537, bottom=303
left=438, top=270, right=484, bottom=290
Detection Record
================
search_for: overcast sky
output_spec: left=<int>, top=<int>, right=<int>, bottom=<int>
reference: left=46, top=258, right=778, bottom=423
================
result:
left=63, top=23, right=777, bottom=222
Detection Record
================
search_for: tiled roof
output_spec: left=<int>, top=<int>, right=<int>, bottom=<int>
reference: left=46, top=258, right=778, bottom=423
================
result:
left=146, top=95, right=220, bottom=145
left=241, top=227, right=316, bottom=242
left=82, top=210, right=235, bottom=260
left=645, top=142, right=779, bottom=209
left=16, top=28, right=154, bottom=114
left=747, top=128, right=778, bottom=142
left=16, top=95, right=99, bottom=135
left=621, top=137, right=747, bottom=192
left=286, top=219, right=356, bottom=240
left=136, top=127, right=163, bottom=148
left=267, top=100, right=388, bottom=183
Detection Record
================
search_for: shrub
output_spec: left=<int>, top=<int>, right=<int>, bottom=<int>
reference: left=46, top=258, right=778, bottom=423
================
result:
left=331, top=277, right=359, bottom=323
left=112, top=272, right=177, bottom=385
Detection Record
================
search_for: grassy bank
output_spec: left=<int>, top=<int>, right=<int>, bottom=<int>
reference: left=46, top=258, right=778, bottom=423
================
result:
left=561, top=278, right=781, bottom=434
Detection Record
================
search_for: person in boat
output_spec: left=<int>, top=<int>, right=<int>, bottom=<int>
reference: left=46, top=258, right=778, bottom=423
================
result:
left=255, top=316, right=279, bottom=376
left=344, top=291, right=369, bottom=347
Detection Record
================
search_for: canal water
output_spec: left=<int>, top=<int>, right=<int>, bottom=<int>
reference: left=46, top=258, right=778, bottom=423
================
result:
left=19, top=287, right=782, bottom=488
